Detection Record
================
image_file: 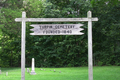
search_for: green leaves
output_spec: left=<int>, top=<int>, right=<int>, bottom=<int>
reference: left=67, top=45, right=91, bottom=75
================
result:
left=23, top=0, right=45, bottom=18
left=0, top=0, right=120, bottom=67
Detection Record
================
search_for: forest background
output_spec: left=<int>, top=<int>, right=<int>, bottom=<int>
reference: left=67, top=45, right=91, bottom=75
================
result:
left=0, top=0, right=120, bottom=67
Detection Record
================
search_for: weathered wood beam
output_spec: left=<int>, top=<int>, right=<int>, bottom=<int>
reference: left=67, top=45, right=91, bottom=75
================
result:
left=15, top=18, right=98, bottom=22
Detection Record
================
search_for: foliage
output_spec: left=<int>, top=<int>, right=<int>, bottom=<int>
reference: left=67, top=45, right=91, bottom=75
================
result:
left=92, top=2, right=120, bottom=66
left=0, top=0, right=120, bottom=67
left=0, top=0, right=23, bottom=9
left=91, top=0, right=120, bottom=7
left=0, top=8, right=21, bottom=67
left=24, top=0, right=90, bottom=67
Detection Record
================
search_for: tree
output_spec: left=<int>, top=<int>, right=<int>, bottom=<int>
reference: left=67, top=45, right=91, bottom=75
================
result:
left=91, top=1, right=120, bottom=66
left=1, top=0, right=120, bottom=67
left=0, top=0, right=23, bottom=67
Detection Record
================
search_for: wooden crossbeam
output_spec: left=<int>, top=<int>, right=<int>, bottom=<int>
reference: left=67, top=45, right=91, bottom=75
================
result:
left=15, top=18, right=98, bottom=22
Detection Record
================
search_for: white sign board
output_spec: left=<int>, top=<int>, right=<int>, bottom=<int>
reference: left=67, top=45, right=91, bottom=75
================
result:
left=30, top=24, right=84, bottom=35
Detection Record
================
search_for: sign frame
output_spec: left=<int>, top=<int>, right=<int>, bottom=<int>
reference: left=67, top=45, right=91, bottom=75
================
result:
left=15, top=11, right=98, bottom=80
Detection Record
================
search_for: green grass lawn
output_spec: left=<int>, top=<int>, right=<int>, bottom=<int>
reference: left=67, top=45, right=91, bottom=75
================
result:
left=0, top=66, right=120, bottom=80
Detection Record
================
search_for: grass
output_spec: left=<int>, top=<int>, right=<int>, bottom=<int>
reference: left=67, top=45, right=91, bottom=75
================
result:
left=0, top=66, right=120, bottom=80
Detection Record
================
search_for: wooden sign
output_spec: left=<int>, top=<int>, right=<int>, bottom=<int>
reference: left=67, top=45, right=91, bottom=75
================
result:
left=30, top=24, right=84, bottom=35
left=15, top=11, right=98, bottom=80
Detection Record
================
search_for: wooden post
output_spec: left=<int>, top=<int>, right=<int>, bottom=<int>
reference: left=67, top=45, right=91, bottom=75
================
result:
left=88, top=11, right=93, bottom=80
left=21, top=12, right=26, bottom=80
